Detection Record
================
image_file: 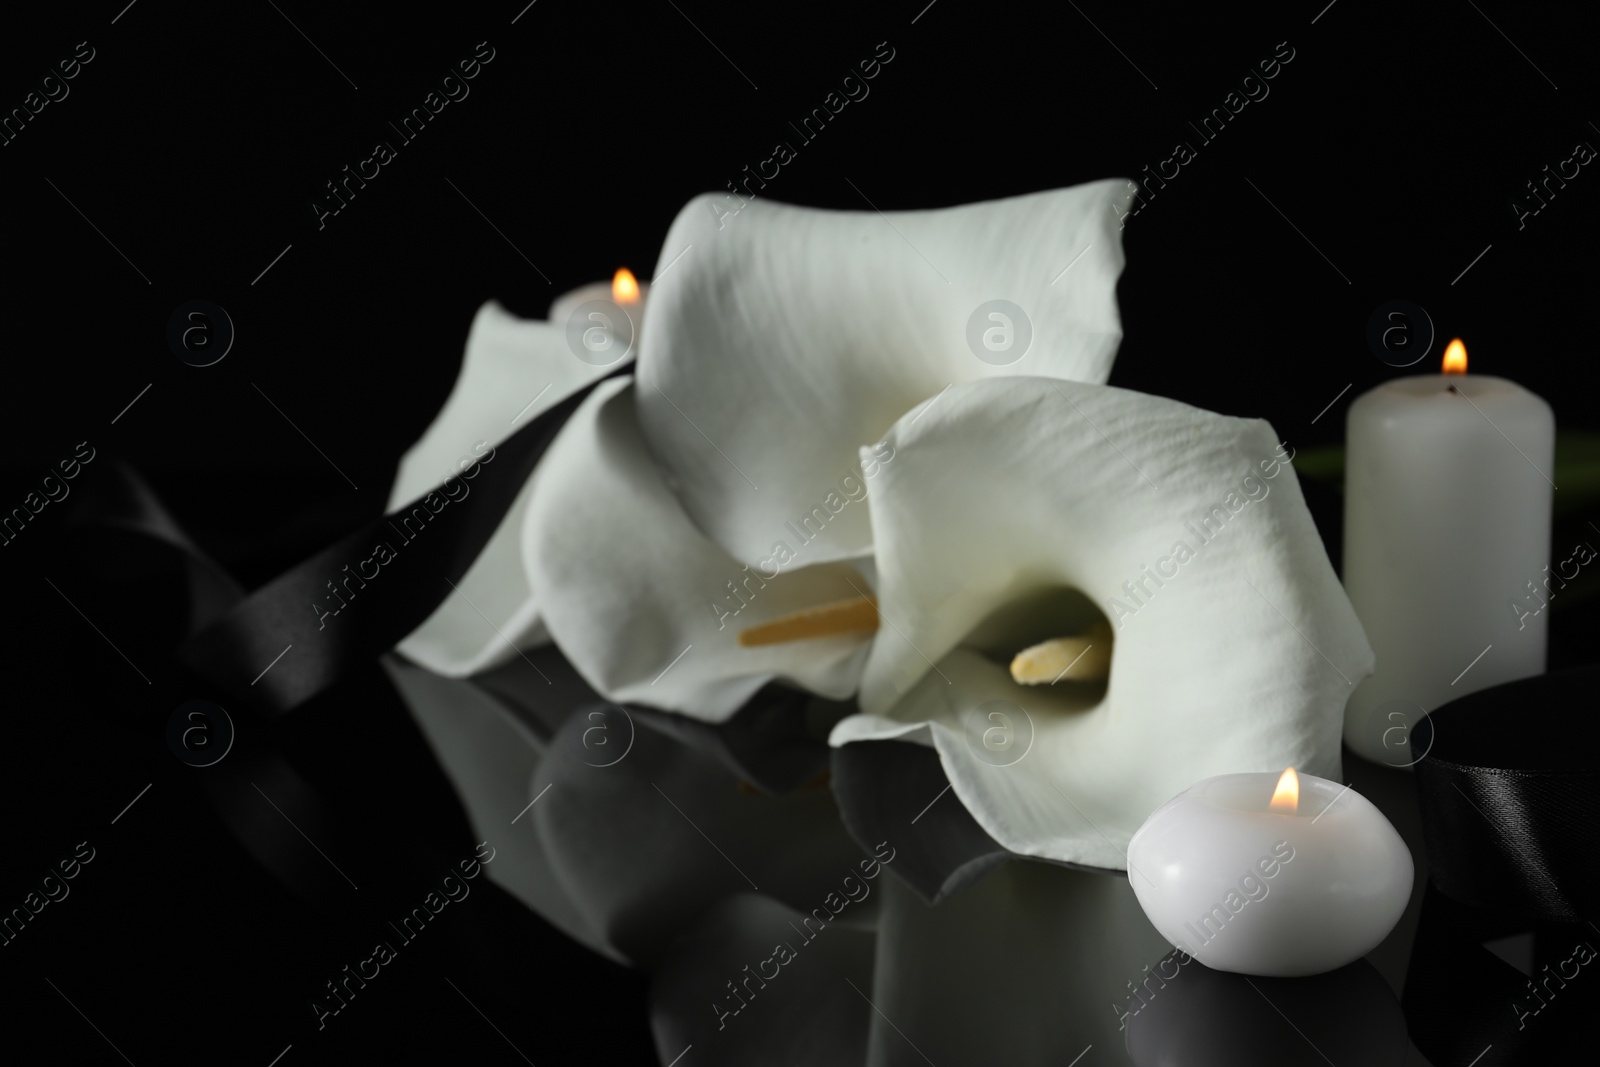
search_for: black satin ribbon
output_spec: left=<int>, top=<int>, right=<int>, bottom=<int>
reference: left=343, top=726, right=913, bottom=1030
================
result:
left=180, top=365, right=630, bottom=714
left=68, top=455, right=246, bottom=632
left=63, top=368, right=624, bottom=918
left=1410, top=666, right=1600, bottom=923
left=1402, top=666, right=1600, bottom=1066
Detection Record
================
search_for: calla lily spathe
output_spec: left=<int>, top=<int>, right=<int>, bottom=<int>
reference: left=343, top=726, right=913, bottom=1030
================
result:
left=831, top=375, right=1374, bottom=869
left=386, top=301, right=615, bottom=676
left=635, top=180, right=1131, bottom=566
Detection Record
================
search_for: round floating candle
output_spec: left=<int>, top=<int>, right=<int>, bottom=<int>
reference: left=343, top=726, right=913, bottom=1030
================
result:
left=1126, top=768, right=1413, bottom=977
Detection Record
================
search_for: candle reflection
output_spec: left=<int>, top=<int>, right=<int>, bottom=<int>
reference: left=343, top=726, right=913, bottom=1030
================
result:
left=1124, top=950, right=1408, bottom=1066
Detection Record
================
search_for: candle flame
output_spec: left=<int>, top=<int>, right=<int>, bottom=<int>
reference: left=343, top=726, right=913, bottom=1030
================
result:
left=1442, top=338, right=1467, bottom=375
left=1269, top=767, right=1299, bottom=813
left=612, top=268, right=641, bottom=304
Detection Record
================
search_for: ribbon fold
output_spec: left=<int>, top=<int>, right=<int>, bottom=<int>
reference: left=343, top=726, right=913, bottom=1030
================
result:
left=1403, top=666, right=1600, bottom=1065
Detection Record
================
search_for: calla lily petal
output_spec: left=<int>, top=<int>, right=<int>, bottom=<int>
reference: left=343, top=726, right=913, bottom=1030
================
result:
left=393, top=479, right=550, bottom=677
left=636, top=180, right=1132, bottom=567
left=831, top=376, right=1374, bottom=869
left=390, top=301, right=617, bottom=676
left=523, top=377, right=873, bottom=720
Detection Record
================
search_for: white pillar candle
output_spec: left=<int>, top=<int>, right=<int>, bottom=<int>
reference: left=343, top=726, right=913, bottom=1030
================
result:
left=1342, top=341, right=1555, bottom=765
left=1127, top=768, right=1412, bottom=977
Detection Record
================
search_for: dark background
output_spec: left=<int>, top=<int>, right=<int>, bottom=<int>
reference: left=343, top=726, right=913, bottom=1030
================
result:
left=1, top=0, right=1596, bottom=1063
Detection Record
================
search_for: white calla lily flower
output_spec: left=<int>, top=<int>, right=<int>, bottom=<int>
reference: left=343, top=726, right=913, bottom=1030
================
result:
left=828, top=376, right=1374, bottom=869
